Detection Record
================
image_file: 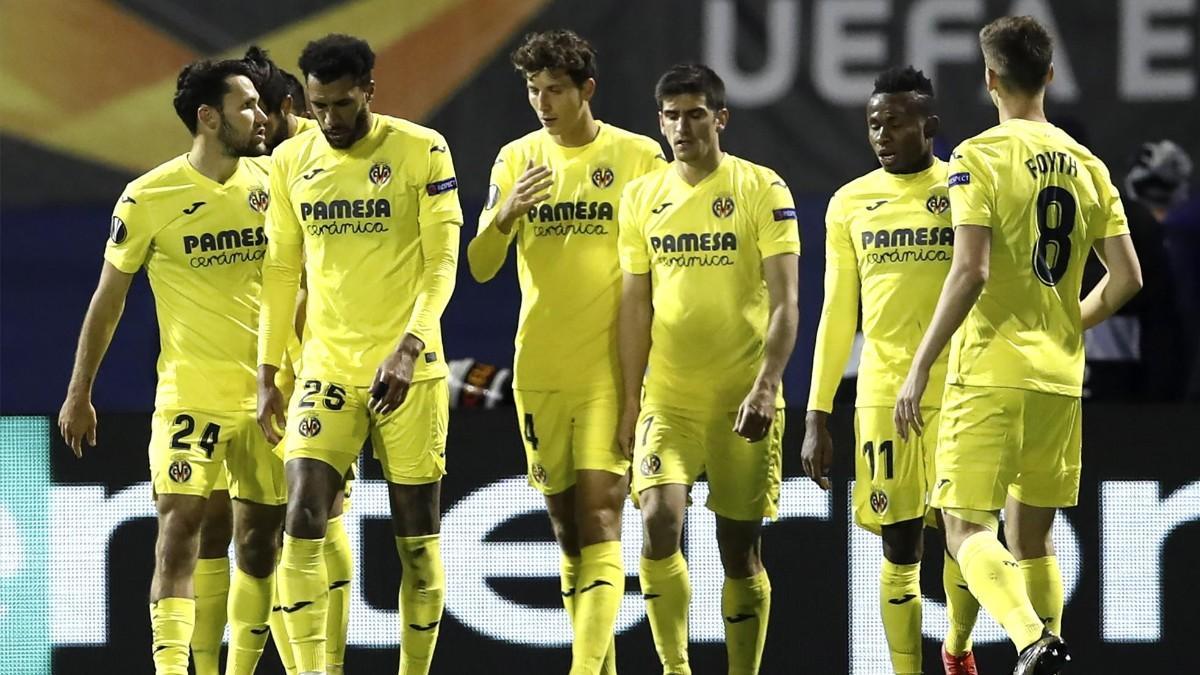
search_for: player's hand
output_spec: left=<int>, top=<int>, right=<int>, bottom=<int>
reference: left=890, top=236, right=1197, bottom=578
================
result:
left=734, top=383, right=776, bottom=442
left=894, top=366, right=929, bottom=442
left=616, top=401, right=640, bottom=460
left=371, top=334, right=423, bottom=415
left=257, top=368, right=287, bottom=445
left=801, top=411, right=833, bottom=490
left=495, top=160, right=553, bottom=234
left=58, top=391, right=97, bottom=458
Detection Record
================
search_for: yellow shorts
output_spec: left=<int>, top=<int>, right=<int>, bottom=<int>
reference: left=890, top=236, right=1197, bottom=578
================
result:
left=932, top=384, right=1082, bottom=511
left=852, top=407, right=939, bottom=535
left=285, top=377, right=448, bottom=485
left=513, top=388, right=629, bottom=495
left=149, top=408, right=286, bottom=505
left=632, top=404, right=784, bottom=521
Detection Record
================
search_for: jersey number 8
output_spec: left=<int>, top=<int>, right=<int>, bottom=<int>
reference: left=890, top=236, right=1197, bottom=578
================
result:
left=1032, top=186, right=1077, bottom=286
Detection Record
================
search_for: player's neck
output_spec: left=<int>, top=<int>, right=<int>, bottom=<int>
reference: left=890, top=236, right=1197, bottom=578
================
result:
left=286, top=114, right=299, bottom=138
left=551, top=111, right=599, bottom=148
left=188, top=137, right=240, bottom=184
left=676, top=149, right=724, bottom=186
left=996, top=92, right=1049, bottom=125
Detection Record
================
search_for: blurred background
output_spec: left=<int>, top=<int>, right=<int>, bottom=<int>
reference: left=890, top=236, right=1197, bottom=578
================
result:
left=2, top=1, right=1198, bottom=673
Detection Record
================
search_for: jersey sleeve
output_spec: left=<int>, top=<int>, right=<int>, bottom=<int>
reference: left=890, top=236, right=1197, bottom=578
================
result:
left=259, top=155, right=303, bottom=369
left=755, top=172, right=802, bottom=258
left=807, top=194, right=860, bottom=412
left=948, top=143, right=996, bottom=228
left=466, top=145, right=521, bottom=282
left=1090, top=159, right=1132, bottom=239
left=618, top=181, right=650, bottom=274
left=103, top=186, right=154, bottom=273
left=420, top=133, right=464, bottom=228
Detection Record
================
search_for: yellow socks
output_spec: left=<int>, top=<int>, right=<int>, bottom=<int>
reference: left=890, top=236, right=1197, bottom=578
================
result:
left=269, top=574, right=298, bottom=675
left=396, top=534, right=445, bottom=675
left=278, top=534, right=328, bottom=673
left=879, top=561, right=921, bottom=674
left=956, top=532, right=1045, bottom=651
left=150, top=597, right=195, bottom=675
left=324, top=516, right=354, bottom=674
left=640, top=551, right=691, bottom=675
left=943, top=551, right=979, bottom=656
left=226, top=568, right=274, bottom=674
left=191, top=556, right=229, bottom=675
left=722, top=570, right=771, bottom=675
left=1019, top=556, right=1063, bottom=635
left=569, top=541, right=624, bottom=675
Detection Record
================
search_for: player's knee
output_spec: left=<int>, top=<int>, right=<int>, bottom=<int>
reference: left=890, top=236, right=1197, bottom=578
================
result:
left=198, top=516, right=232, bottom=559
left=576, top=505, right=621, bottom=546
left=1005, top=521, right=1055, bottom=561
left=641, top=503, right=683, bottom=558
left=881, top=519, right=924, bottom=565
left=285, top=499, right=330, bottom=539
left=155, top=510, right=203, bottom=577
left=233, top=522, right=280, bottom=577
left=717, top=543, right=762, bottom=578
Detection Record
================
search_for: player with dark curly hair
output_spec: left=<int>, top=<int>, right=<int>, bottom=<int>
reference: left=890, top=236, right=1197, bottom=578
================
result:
left=802, top=65, right=984, bottom=675
left=467, top=29, right=664, bottom=675
left=257, top=33, right=462, bottom=675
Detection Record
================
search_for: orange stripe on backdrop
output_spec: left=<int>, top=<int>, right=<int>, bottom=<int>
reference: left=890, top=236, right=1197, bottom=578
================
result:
left=372, top=0, right=550, bottom=121
left=0, top=0, right=196, bottom=129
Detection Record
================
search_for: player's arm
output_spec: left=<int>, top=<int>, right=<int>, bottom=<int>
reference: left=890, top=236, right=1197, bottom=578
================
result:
left=371, top=136, right=464, bottom=414
left=59, top=261, right=135, bottom=456
left=257, top=161, right=303, bottom=443
left=1082, top=234, right=1143, bottom=329
left=616, top=182, right=652, bottom=458
left=803, top=201, right=859, bottom=489
left=466, top=153, right=551, bottom=283
left=894, top=224, right=990, bottom=439
left=1082, top=162, right=1143, bottom=329
left=735, top=252, right=799, bottom=442
left=617, top=271, right=652, bottom=458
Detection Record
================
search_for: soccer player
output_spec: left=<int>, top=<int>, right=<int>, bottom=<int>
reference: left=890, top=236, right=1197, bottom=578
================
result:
left=894, top=16, right=1142, bottom=674
left=57, top=59, right=287, bottom=675
left=256, top=34, right=461, bottom=675
left=801, top=66, right=982, bottom=675
left=617, top=64, right=799, bottom=675
left=466, top=29, right=664, bottom=675
left=240, top=45, right=358, bottom=675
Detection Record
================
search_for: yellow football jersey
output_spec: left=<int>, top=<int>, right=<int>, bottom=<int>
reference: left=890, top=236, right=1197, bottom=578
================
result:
left=619, top=154, right=800, bottom=411
left=468, top=122, right=665, bottom=392
left=104, top=154, right=272, bottom=411
left=294, top=115, right=318, bottom=135
left=809, top=160, right=954, bottom=411
left=260, top=114, right=463, bottom=386
left=948, top=119, right=1130, bottom=396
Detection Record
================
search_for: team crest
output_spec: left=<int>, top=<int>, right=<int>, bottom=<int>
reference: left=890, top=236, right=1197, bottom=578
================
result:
left=168, top=459, right=192, bottom=483
left=640, top=453, right=662, bottom=477
left=869, top=489, right=889, bottom=515
left=368, top=162, right=392, bottom=186
left=247, top=188, right=270, bottom=213
left=925, top=188, right=950, bottom=215
left=109, top=216, right=127, bottom=244
left=298, top=415, right=322, bottom=438
left=712, top=195, right=735, bottom=218
left=591, top=167, right=615, bottom=188
left=531, top=463, right=547, bottom=485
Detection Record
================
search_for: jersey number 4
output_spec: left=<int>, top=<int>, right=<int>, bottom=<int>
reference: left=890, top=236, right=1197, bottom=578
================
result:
left=1032, top=186, right=1077, bottom=286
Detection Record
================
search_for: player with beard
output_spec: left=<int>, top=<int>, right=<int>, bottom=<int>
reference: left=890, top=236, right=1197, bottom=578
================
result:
left=58, top=59, right=286, bottom=675
left=801, top=66, right=983, bottom=675
left=257, top=34, right=462, bottom=675
left=239, top=45, right=357, bottom=675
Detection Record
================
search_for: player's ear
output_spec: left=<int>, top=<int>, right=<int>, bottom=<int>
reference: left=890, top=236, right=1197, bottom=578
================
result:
left=281, top=95, right=294, bottom=117
left=715, top=108, right=730, bottom=133
left=364, top=79, right=376, bottom=103
left=984, top=66, right=999, bottom=94
left=580, top=77, right=596, bottom=103
left=1045, top=63, right=1055, bottom=87
left=924, top=114, right=940, bottom=140
left=196, top=104, right=218, bottom=133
